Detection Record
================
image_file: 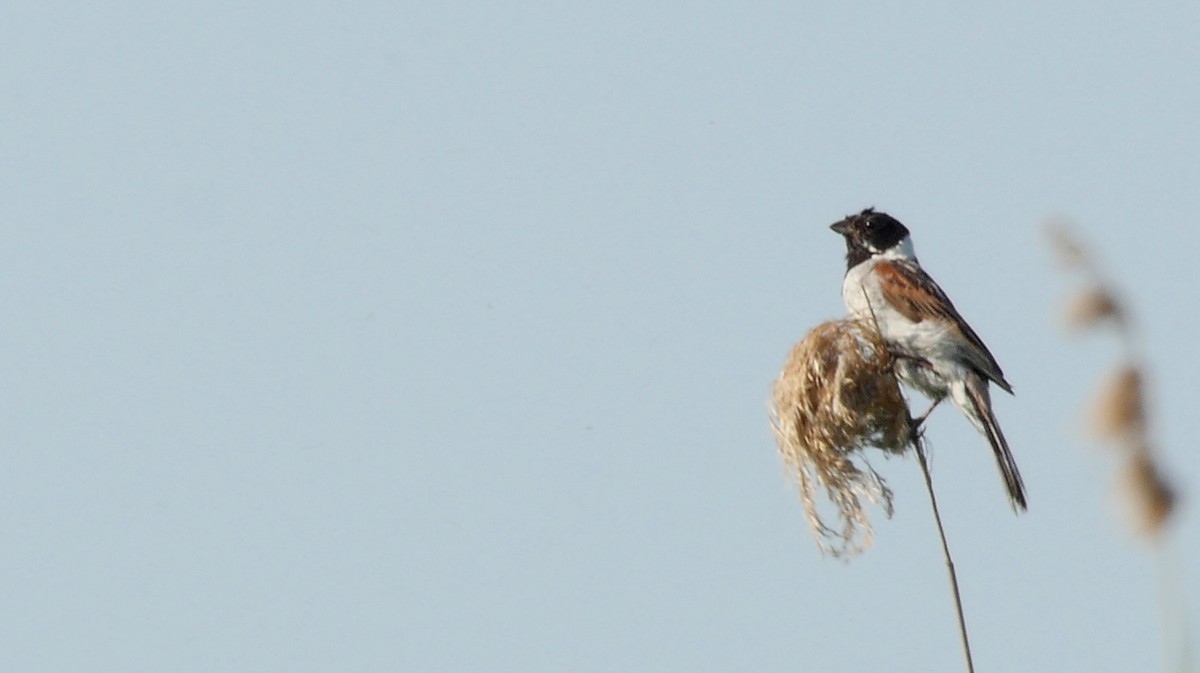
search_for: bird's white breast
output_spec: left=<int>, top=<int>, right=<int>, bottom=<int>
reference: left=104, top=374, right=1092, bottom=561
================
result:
left=840, top=235, right=921, bottom=338
left=841, top=256, right=964, bottom=399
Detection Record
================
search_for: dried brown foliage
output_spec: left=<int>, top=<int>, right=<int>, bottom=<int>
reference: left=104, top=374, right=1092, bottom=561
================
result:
left=769, top=318, right=913, bottom=557
left=1048, top=222, right=1178, bottom=540
left=1065, top=288, right=1123, bottom=331
left=1046, top=218, right=1089, bottom=269
left=1091, top=365, right=1146, bottom=441
left=1121, top=448, right=1177, bottom=540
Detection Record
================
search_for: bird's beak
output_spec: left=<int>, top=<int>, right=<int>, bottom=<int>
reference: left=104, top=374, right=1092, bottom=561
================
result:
left=830, top=220, right=851, bottom=235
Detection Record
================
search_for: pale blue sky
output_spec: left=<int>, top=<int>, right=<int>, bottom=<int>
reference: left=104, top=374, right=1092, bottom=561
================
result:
left=1, top=1, right=1197, bottom=671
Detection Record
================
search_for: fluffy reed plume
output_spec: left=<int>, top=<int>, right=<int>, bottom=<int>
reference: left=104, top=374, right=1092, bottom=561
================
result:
left=1046, top=219, right=1088, bottom=269
left=1065, top=288, right=1123, bottom=331
left=769, top=318, right=912, bottom=556
left=1121, top=448, right=1178, bottom=539
left=1091, top=365, right=1146, bottom=442
left=1051, top=222, right=1192, bottom=673
left=1046, top=221, right=1178, bottom=540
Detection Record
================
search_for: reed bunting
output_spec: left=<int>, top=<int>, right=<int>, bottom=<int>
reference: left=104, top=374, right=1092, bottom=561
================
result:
left=831, top=208, right=1027, bottom=510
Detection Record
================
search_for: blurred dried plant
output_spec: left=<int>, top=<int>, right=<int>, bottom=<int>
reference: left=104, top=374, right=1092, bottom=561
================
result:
left=1046, top=221, right=1178, bottom=540
left=1090, top=365, right=1146, bottom=442
left=1065, top=288, right=1123, bottom=331
left=1122, top=448, right=1178, bottom=538
left=1049, top=220, right=1191, bottom=673
left=769, top=318, right=912, bottom=557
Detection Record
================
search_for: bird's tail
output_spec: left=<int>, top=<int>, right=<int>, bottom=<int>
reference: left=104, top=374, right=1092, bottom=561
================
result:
left=965, top=377, right=1027, bottom=511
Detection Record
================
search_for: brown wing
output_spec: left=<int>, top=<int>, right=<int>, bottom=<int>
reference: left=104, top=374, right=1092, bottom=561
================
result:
left=874, top=260, right=1013, bottom=393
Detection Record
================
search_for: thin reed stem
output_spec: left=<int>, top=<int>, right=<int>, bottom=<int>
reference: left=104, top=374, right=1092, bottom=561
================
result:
left=860, top=288, right=975, bottom=671
left=1155, top=542, right=1194, bottom=673
left=915, top=440, right=975, bottom=673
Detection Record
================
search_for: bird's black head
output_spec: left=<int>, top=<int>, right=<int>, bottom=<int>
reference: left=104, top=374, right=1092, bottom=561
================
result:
left=829, top=208, right=911, bottom=269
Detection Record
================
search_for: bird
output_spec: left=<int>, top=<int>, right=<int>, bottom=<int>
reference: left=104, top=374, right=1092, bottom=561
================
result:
left=830, top=208, right=1027, bottom=510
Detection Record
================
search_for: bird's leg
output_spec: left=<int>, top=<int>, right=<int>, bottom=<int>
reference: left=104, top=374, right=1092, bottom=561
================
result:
left=886, top=351, right=942, bottom=444
left=913, top=397, right=943, bottom=427
left=907, top=397, right=944, bottom=444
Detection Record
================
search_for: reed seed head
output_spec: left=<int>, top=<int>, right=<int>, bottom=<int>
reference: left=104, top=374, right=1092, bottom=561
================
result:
left=770, top=318, right=913, bottom=557
left=1045, top=220, right=1088, bottom=269
left=1120, top=448, right=1177, bottom=540
left=1090, top=364, right=1145, bottom=442
left=1065, top=288, right=1123, bottom=331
